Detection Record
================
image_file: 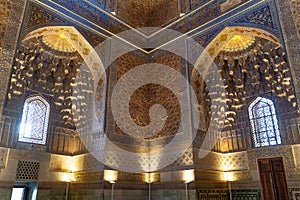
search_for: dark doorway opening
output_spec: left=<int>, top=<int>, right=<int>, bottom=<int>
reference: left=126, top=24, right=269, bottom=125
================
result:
left=258, top=157, right=289, bottom=200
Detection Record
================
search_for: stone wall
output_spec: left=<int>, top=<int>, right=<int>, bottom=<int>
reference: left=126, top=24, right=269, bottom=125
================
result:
left=0, top=188, right=12, bottom=200
left=275, top=0, right=300, bottom=108
left=0, top=0, right=26, bottom=118
left=0, top=145, right=300, bottom=199
left=288, top=0, right=300, bottom=38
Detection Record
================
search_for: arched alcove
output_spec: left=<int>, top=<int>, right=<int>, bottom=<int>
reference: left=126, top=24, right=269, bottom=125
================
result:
left=4, top=26, right=107, bottom=155
left=192, top=26, right=298, bottom=153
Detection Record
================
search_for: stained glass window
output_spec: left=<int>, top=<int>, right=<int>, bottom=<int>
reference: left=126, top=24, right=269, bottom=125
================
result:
left=248, top=97, right=281, bottom=147
left=18, top=95, right=50, bottom=145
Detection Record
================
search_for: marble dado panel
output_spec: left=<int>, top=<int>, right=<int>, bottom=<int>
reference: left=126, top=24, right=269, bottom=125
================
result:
left=72, top=170, right=147, bottom=183
left=0, top=148, right=51, bottom=181
left=0, top=144, right=300, bottom=182
left=73, top=170, right=104, bottom=183
left=0, top=148, right=69, bottom=182
left=72, top=169, right=225, bottom=183
left=50, top=154, right=74, bottom=172
left=50, top=153, right=104, bottom=173
left=195, top=170, right=252, bottom=182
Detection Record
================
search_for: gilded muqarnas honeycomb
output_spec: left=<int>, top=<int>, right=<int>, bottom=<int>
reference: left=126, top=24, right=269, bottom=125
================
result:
left=115, top=53, right=182, bottom=140
left=215, top=37, right=296, bottom=127
left=7, top=37, right=103, bottom=130
left=215, top=37, right=297, bottom=152
left=117, top=0, right=178, bottom=27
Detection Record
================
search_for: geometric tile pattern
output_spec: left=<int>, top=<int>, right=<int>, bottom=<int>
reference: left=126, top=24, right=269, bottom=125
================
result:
left=197, top=190, right=228, bottom=200
left=0, top=0, right=11, bottom=55
left=288, top=0, right=300, bottom=37
left=291, top=188, right=300, bottom=200
left=231, top=189, right=261, bottom=200
left=174, top=149, right=194, bottom=166
left=195, top=150, right=223, bottom=171
left=221, top=152, right=247, bottom=171
left=16, top=160, right=40, bottom=180
left=247, top=145, right=296, bottom=177
left=195, top=150, right=248, bottom=172
left=104, top=149, right=185, bottom=172
left=73, top=171, right=103, bottom=183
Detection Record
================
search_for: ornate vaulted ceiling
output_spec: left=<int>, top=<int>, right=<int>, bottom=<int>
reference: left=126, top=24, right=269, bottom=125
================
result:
left=1, top=0, right=300, bottom=157
left=117, top=0, right=180, bottom=28
left=1, top=0, right=300, bottom=54
left=22, top=0, right=262, bottom=49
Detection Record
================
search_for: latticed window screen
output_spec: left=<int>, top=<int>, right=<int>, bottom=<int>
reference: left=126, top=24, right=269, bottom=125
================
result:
left=18, top=95, right=50, bottom=145
left=16, top=160, right=40, bottom=180
left=248, top=97, right=281, bottom=147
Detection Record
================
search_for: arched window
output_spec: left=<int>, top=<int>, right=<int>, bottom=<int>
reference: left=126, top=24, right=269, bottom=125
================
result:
left=18, top=95, right=50, bottom=145
left=248, top=97, right=281, bottom=147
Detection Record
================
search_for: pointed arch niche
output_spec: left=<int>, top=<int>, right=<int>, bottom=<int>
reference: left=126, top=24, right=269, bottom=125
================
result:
left=192, top=26, right=298, bottom=152
left=5, top=26, right=107, bottom=154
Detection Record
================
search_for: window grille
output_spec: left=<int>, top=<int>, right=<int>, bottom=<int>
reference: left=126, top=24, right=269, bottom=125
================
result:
left=248, top=97, right=281, bottom=147
left=18, top=95, right=50, bottom=145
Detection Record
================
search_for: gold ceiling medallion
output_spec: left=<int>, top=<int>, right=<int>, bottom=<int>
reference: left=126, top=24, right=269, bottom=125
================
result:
left=223, top=35, right=255, bottom=52
left=42, top=34, right=76, bottom=53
